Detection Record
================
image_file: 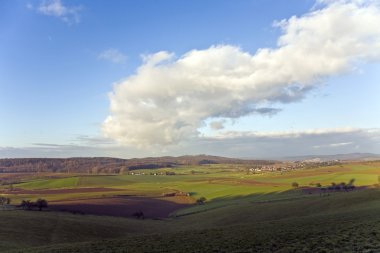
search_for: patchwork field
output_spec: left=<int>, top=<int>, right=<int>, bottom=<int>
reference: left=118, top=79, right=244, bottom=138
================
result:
left=0, top=161, right=379, bottom=252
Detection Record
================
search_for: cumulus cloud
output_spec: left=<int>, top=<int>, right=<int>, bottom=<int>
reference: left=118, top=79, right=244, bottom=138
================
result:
left=98, top=49, right=127, bottom=64
left=29, top=0, right=82, bottom=24
left=103, top=0, right=380, bottom=147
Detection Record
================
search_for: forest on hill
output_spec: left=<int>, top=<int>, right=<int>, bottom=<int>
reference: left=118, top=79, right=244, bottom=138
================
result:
left=0, top=155, right=274, bottom=174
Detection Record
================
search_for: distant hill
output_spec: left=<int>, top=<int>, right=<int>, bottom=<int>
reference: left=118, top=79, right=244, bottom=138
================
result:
left=0, top=155, right=274, bottom=174
left=281, top=153, right=380, bottom=162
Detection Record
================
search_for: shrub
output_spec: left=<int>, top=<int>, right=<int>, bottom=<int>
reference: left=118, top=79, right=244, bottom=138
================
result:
left=196, top=197, right=207, bottom=205
left=36, top=199, right=48, bottom=211
left=132, top=210, right=144, bottom=219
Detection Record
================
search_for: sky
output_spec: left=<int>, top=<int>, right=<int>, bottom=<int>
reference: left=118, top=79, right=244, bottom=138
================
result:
left=0, top=0, right=380, bottom=158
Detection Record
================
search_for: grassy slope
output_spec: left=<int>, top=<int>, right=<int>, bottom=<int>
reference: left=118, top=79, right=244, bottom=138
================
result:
left=16, top=177, right=79, bottom=190
left=0, top=210, right=168, bottom=251
left=2, top=188, right=380, bottom=252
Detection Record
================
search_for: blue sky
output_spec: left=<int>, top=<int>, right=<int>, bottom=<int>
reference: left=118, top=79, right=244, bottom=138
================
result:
left=1, top=0, right=379, bottom=158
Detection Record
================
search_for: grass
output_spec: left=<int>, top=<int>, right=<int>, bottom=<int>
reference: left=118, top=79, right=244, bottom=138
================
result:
left=1, top=188, right=380, bottom=252
left=0, top=210, right=166, bottom=251
left=15, top=177, right=79, bottom=190
left=5, top=161, right=380, bottom=204
left=0, top=161, right=379, bottom=252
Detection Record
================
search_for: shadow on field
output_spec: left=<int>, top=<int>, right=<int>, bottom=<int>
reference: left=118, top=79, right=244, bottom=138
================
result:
left=174, top=178, right=373, bottom=217
left=49, top=195, right=194, bottom=219
left=210, top=178, right=364, bottom=203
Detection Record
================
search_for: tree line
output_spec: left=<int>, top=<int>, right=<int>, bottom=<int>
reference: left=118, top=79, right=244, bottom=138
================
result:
left=0, top=156, right=275, bottom=174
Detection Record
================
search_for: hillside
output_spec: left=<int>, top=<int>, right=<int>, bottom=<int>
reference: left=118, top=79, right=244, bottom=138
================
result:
left=1, top=188, right=380, bottom=252
left=0, top=155, right=274, bottom=174
left=0, top=161, right=379, bottom=252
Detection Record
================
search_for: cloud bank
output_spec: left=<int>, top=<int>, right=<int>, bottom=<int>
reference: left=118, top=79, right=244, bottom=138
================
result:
left=195, top=128, right=380, bottom=158
left=1, top=128, right=379, bottom=158
left=103, top=0, right=380, bottom=147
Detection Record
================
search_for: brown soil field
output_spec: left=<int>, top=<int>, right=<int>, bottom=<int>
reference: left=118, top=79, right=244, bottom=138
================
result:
left=49, top=195, right=194, bottom=218
left=0, top=173, right=32, bottom=179
left=2, top=187, right=125, bottom=195
left=0, top=173, right=81, bottom=180
left=355, top=169, right=380, bottom=174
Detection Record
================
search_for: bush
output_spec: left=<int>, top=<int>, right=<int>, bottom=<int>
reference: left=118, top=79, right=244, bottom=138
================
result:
left=36, top=199, right=48, bottom=211
left=196, top=197, right=207, bottom=205
left=20, top=200, right=33, bottom=210
left=0, top=197, right=10, bottom=205
left=292, top=182, right=299, bottom=188
left=132, top=210, right=144, bottom=219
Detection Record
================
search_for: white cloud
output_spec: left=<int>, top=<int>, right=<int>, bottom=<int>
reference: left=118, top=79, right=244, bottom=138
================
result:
left=98, top=49, right=127, bottom=64
left=313, top=142, right=353, bottom=148
left=103, top=0, right=380, bottom=147
left=29, top=0, right=82, bottom=24
left=208, top=127, right=359, bottom=139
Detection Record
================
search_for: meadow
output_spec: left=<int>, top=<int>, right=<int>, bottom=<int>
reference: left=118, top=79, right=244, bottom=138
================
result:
left=0, top=161, right=379, bottom=252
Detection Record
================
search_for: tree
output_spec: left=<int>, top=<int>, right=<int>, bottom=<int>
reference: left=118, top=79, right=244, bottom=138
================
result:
left=315, top=183, right=322, bottom=188
left=347, top=178, right=356, bottom=190
left=35, top=199, right=48, bottom=211
left=196, top=197, right=207, bottom=205
left=291, top=182, right=299, bottom=188
left=132, top=210, right=144, bottom=219
left=0, top=196, right=10, bottom=205
left=20, top=200, right=33, bottom=210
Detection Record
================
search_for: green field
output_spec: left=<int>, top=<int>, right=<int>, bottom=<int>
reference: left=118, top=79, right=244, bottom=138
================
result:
left=6, top=161, right=380, bottom=202
left=0, top=161, right=379, bottom=252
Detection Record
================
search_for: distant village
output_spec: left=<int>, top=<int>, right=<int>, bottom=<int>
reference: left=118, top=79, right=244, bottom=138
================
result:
left=247, top=160, right=341, bottom=174
left=126, top=160, right=342, bottom=176
left=128, top=171, right=176, bottom=176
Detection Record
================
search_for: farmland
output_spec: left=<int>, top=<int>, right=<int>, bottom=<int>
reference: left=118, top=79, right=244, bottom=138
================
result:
left=0, top=160, right=379, bottom=252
